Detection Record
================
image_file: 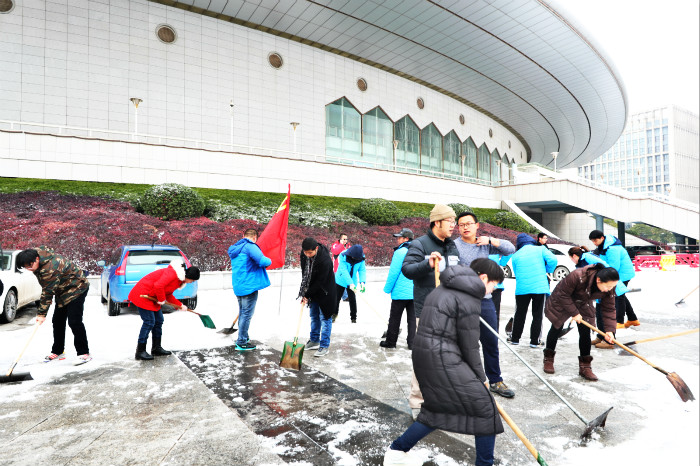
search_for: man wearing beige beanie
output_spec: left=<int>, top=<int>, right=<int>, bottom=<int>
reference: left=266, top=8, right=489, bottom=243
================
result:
left=401, top=204, right=460, bottom=415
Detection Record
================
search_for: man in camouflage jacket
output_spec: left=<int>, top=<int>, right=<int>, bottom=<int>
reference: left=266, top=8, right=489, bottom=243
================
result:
left=17, top=246, right=91, bottom=361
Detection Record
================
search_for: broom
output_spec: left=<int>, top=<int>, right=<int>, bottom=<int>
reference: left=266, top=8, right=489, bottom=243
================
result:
left=140, top=295, right=215, bottom=329
left=280, top=302, right=306, bottom=370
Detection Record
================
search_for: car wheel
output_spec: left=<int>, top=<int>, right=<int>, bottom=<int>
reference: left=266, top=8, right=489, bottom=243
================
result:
left=187, top=296, right=198, bottom=310
left=503, top=265, right=513, bottom=279
left=553, top=266, right=569, bottom=281
left=107, top=288, right=121, bottom=316
left=1, top=289, right=18, bottom=323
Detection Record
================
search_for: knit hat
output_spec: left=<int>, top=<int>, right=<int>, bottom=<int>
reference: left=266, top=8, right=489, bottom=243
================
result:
left=429, top=204, right=456, bottom=222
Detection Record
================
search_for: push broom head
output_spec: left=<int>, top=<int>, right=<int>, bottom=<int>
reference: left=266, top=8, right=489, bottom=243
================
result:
left=667, top=372, right=695, bottom=402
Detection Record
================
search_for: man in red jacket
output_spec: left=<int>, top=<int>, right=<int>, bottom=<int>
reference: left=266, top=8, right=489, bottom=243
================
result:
left=128, top=259, right=200, bottom=360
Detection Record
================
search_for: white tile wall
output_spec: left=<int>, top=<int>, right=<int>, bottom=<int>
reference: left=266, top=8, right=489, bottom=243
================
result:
left=0, top=0, right=526, bottom=167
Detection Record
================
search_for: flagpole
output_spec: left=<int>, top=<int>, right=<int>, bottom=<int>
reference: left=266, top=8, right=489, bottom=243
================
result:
left=277, top=269, right=284, bottom=315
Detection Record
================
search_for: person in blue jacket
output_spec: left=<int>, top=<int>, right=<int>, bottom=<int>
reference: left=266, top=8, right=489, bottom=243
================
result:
left=334, top=244, right=366, bottom=323
left=568, top=246, right=608, bottom=269
left=589, top=229, right=638, bottom=339
left=488, top=253, right=511, bottom=328
left=509, top=233, right=557, bottom=347
left=228, top=229, right=271, bottom=351
left=381, top=228, right=416, bottom=349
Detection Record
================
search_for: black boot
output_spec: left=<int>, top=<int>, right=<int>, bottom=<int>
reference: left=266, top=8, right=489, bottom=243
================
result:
left=135, top=342, right=154, bottom=360
left=151, top=337, right=172, bottom=356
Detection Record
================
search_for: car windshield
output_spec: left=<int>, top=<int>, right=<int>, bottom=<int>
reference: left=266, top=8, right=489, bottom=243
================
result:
left=126, top=250, right=183, bottom=266
left=0, top=252, right=11, bottom=271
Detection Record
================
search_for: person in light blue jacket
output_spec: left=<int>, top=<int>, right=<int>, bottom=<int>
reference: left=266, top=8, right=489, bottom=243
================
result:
left=488, top=253, right=511, bottom=328
left=335, top=244, right=366, bottom=323
left=568, top=246, right=608, bottom=269
left=589, top=229, right=638, bottom=336
left=228, top=229, right=271, bottom=351
left=381, top=228, right=415, bottom=349
left=510, top=234, right=557, bottom=347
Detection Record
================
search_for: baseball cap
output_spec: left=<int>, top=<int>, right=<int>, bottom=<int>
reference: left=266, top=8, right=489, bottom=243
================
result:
left=393, top=228, right=414, bottom=240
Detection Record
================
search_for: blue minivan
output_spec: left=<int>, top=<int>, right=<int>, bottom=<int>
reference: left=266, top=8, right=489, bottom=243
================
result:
left=98, top=245, right=198, bottom=316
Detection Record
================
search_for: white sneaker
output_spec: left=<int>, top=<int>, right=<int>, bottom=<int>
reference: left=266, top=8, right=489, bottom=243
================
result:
left=74, top=354, right=92, bottom=366
left=383, top=448, right=424, bottom=466
left=314, top=347, right=329, bottom=357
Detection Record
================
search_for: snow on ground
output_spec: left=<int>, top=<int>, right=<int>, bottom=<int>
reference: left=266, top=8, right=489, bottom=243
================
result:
left=0, top=265, right=698, bottom=465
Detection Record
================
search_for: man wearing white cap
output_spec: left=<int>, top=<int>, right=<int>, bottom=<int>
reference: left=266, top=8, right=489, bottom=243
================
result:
left=401, top=204, right=460, bottom=415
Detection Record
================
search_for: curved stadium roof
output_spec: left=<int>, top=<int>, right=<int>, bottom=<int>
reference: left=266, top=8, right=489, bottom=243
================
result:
left=151, top=0, right=628, bottom=169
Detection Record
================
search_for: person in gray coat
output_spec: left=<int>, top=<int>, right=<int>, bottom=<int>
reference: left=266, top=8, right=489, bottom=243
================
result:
left=383, top=259, right=505, bottom=466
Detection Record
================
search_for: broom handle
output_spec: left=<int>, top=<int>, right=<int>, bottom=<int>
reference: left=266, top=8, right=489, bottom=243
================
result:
left=434, top=257, right=440, bottom=287
left=580, top=320, right=669, bottom=375
left=495, top=400, right=547, bottom=465
left=293, top=302, right=305, bottom=345
left=6, top=323, right=41, bottom=376
left=625, top=328, right=698, bottom=345
left=680, top=285, right=699, bottom=301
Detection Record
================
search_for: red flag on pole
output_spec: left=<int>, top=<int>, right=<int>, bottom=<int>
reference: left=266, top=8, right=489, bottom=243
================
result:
left=257, top=185, right=290, bottom=269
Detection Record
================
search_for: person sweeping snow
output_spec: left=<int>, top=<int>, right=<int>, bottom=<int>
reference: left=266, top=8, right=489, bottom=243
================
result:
left=128, top=259, right=200, bottom=360
left=384, top=258, right=505, bottom=466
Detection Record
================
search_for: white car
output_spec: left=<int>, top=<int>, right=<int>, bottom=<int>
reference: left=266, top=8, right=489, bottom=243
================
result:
left=502, top=243, right=576, bottom=281
left=0, top=249, right=42, bottom=323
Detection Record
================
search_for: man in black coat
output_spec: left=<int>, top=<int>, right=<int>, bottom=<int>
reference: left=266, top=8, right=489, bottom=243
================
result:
left=401, top=204, right=460, bottom=414
left=384, top=259, right=505, bottom=466
left=298, top=237, right=337, bottom=357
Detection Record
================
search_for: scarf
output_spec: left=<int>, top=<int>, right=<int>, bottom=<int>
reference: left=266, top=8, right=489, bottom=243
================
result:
left=298, top=254, right=315, bottom=299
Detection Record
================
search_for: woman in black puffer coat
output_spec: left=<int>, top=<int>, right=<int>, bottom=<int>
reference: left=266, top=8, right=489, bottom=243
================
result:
left=383, top=259, right=505, bottom=466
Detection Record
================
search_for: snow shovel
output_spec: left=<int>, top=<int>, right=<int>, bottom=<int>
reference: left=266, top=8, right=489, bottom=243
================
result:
left=140, top=295, right=215, bottom=329
left=616, top=328, right=699, bottom=356
left=495, top=400, right=549, bottom=465
left=0, top=323, right=40, bottom=384
left=675, top=285, right=699, bottom=307
left=580, top=320, right=695, bottom=402
left=280, top=302, right=306, bottom=371
left=481, top=317, right=613, bottom=439
left=218, top=314, right=239, bottom=334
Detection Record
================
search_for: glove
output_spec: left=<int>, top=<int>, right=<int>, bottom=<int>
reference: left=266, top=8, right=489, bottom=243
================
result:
left=359, top=283, right=366, bottom=293
left=349, top=284, right=356, bottom=291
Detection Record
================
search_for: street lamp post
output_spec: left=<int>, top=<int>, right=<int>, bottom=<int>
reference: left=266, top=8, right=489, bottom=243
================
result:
left=130, top=98, right=142, bottom=139
left=393, top=139, right=399, bottom=171
left=551, top=151, right=559, bottom=172
left=290, top=122, right=300, bottom=154
left=229, top=100, right=234, bottom=147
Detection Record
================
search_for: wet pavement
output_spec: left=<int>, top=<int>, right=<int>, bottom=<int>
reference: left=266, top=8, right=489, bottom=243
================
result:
left=1, top=268, right=698, bottom=465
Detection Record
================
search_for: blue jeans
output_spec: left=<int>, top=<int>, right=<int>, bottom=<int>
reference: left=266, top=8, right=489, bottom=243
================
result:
left=390, top=421, right=496, bottom=466
left=138, top=307, right=164, bottom=344
left=480, top=298, right=502, bottom=384
left=309, top=301, right=333, bottom=348
left=236, top=291, right=258, bottom=346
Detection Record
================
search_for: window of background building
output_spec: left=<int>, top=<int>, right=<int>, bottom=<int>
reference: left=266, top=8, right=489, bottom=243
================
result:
left=443, top=131, right=461, bottom=176
left=462, top=138, right=477, bottom=179
left=654, top=128, right=660, bottom=152
left=662, top=126, right=668, bottom=151
left=663, top=153, right=669, bottom=181
left=394, top=116, right=420, bottom=172
left=325, top=97, right=361, bottom=162
left=362, top=107, right=393, bottom=168
left=646, top=129, right=652, bottom=154
left=477, top=143, right=490, bottom=183
left=420, top=123, right=443, bottom=174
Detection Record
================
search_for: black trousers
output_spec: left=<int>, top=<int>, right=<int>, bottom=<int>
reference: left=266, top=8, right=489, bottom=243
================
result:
left=491, top=289, right=503, bottom=329
left=511, top=293, right=545, bottom=345
left=51, top=290, right=89, bottom=355
left=335, top=284, right=357, bottom=320
left=385, top=299, right=416, bottom=346
left=615, top=280, right=637, bottom=324
left=546, top=321, right=591, bottom=356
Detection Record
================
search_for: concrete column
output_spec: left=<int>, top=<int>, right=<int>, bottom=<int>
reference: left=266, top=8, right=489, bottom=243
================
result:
left=593, top=214, right=604, bottom=232
left=617, top=222, right=626, bottom=247
left=674, top=233, right=687, bottom=245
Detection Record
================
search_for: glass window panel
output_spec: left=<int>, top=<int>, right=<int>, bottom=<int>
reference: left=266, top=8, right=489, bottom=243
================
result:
left=443, top=131, right=461, bottom=176
left=462, top=138, right=477, bottom=180
left=325, top=97, right=361, bottom=162
left=490, top=149, right=500, bottom=183
left=362, top=107, right=393, bottom=168
left=477, top=144, right=490, bottom=182
left=394, top=116, right=420, bottom=172
left=420, top=124, right=442, bottom=173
